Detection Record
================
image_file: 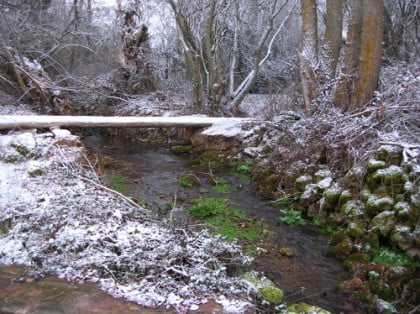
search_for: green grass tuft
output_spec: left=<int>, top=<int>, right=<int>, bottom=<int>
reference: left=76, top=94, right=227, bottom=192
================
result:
left=277, top=209, right=307, bottom=226
left=372, top=247, right=420, bottom=267
left=105, top=173, right=132, bottom=195
left=188, top=197, right=269, bottom=241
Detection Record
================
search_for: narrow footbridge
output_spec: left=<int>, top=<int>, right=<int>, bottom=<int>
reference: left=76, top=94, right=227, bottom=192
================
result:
left=0, top=115, right=251, bottom=129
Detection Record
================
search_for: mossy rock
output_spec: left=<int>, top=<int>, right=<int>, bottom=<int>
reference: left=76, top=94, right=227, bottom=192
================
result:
left=327, top=236, right=353, bottom=259
left=391, top=225, right=413, bottom=251
left=240, top=271, right=284, bottom=303
left=259, top=286, right=284, bottom=303
left=193, top=150, right=230, bottom=171
left=370, top=211, right=397, bottom=237
left=410, top=192, right=420, bottom=212
left=366, top=195, right=394, bottom=216
left=314, top=169, right=332, bottom=182
left=360, top=188, right=372, bottom=202
left=372, top=166, right=405, bottom=186
left=284, top=302, right=331, bottom=314
left=376, top=145, right=402, bottom=166
left=341, top=200, right=364, bottom=217
left=170, top=145, right=194, bottom=155
left=362, top=233, right=379, bottom=250
left=394, top=202, right=412, bottom=218
left=344, top=253, right=372, bottom=270
left=295, top=175, right=313, bottom=191
left=329, top=230, right=348, bottom=246
left=347, top=222, right=365, bottom=239
left=253, top=168, right=279, bottom=198
left=367, top=159, right=387, bottom=172
left=323, top=185, right=342, bottom=205
left=341, top=167, right=365, bottom=192
left=338, top=190, right=353, bottom=205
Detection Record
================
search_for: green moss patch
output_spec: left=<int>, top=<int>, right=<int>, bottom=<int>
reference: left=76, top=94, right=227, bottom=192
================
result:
left=188, top=197, right=270, bottom=241
left=372, top=247, right=420, bottom=267
left=104, top=173, right=132, bottom=196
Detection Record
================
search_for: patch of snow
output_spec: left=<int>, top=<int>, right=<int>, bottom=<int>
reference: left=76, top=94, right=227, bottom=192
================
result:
left=0, top=130, right=254, bottom=312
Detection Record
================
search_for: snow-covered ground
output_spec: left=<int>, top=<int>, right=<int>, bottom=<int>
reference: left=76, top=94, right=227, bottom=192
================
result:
left=0, top=128, right=253, bottom=312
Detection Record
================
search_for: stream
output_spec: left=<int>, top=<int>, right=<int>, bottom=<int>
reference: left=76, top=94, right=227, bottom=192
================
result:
left=84, top=134, right=360, bottom=313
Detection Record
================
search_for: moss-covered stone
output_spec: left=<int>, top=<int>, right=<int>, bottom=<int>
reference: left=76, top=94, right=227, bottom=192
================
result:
left=368, top=159, right=386, bottom=172
left=344, top=253, right=372, bottom=270
left=366, top=195, right=394, bottom=216
left=295, top=175, right=313, bottom=191
left=372, top=166, right=405, bottom=186
left=300, top=183, right=321, bottom=207
left=314, top=169, right=332, bottom=181
left=403, top=181, right=414, bottom=194
left=360, top=188, right=372, bottom=202
left=342, top=167, right=365, bottom=192
left=338, top=190, right=353, bottom=204
left=240, top=271, right=284, bottom=303
left=279, top=247, right=294, bottom=257
left=370, top=211, right=397, bottom=237
left=376, top=145, right=402, bottom=166
left=323, top=185, right=342, bottom=205
left=394, top=202, right=412, bottom=217
left=258, top=286, right=284, bottom=303
left=327, top=236, right=353, bottom=259
left=391, top=225, right=413, bottom=251
left=347, top=222, right=365, bottom=239
left=362, top=232, right=379, bottom=250
left=317, top=177, right=333, bottom=191
left=341, top=200, right=364, bottom=217
left=253, top=168, right=279, bottom=198
left=284, top=302, right=331, bottom=314
left=170, top=145, right=194, bottom=155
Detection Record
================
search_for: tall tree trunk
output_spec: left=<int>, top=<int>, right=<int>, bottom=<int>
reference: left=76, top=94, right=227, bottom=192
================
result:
left=300, top=0, right=319, bottom=112
left=350, top=0, right=384, bottom=110
left=332, top=0, right=363, bottom=110
left=324, top=0, right=343, bottom=78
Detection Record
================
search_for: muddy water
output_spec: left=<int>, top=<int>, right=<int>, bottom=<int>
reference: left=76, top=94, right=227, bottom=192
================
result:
left=84, top=135, right=359, bottom=313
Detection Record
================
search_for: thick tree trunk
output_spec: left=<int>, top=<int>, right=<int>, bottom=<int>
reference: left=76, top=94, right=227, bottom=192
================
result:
left=350, top=0, right=384, bottom=110
left=324, top=0, right=343, bottom=78
left=300, top=0, right=319, bottom=112
left=332, top=0, right=363, bottom=110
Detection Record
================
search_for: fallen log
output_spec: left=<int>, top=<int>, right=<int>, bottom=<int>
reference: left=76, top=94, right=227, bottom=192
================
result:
left=0, top=115, right=250, bottom=129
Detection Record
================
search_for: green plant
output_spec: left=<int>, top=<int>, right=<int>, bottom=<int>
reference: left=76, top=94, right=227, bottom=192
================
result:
left=372, top=247, right=420, bottom=267
left=235, top=161, right=253, bottom=175
left=188, top=198, right=269, bottom=241
left=105, top=173, right=132, bottom=195
left=312, top=217, right=339, bottom=234
left=213, top=177, right=231, bottom=194
left=277, top=209, right=307, bottom=226
left=189, top=198, right=230, bottom=218
left=269, top=197, right=293, bottom=208
left=178, top=176, right=193, bottom=187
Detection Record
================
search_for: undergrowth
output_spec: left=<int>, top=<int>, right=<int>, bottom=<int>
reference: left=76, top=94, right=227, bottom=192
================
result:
left=188, top=197, right=270, bottom=241
left=212, top=177, right=231, bottom=194
left=372, top=247, right=420, bottom=267
left=105, top=173, right=132, bottom=195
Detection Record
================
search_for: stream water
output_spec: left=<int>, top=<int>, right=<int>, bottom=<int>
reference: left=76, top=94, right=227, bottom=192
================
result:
left=84, top=135, right=361, bottom=313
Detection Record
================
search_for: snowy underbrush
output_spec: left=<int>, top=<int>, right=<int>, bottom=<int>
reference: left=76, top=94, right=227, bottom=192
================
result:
left=0, top=129, right=253, bottom=312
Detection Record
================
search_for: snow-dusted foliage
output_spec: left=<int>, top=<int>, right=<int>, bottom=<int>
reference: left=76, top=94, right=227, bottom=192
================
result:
left=0, top=130, right=253, bottom=312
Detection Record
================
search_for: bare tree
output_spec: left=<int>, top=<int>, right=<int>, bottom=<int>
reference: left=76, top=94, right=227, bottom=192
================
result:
left=299, top=0, right=318, bottom=111
left=166, top=0, right=297, bottom=115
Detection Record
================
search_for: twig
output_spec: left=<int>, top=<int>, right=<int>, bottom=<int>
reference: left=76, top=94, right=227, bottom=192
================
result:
left=77, top=175, right=143, bottom=210
left=40, top=292, right=65, bottom=302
